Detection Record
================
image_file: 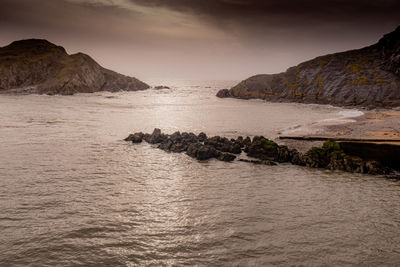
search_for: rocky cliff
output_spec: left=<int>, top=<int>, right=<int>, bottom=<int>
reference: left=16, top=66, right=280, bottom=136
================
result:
left=0, top=39, right=149, bottom=95
left=217, top=26, right=400, bottom=108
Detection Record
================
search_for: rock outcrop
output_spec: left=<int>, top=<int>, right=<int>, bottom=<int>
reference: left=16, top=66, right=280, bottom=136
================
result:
left=125, top=128, right=396, bottom=176
left=217, top=26, right=400, bottom=108
left=0, top=39, right=149, bottom=95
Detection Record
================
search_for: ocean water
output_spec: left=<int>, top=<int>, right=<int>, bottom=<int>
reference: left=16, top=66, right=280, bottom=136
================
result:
left=0, top=80, right=399, bottom=266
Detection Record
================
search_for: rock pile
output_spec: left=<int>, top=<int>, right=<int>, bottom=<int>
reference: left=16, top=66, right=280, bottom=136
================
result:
left=125, top=128, right=394, bottom=175
left=125, top=128, right=242, bottom=162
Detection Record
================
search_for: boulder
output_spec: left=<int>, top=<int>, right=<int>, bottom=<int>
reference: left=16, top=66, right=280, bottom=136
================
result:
left=365, top=160, right=390, bottom=175
left=145, top=128, right=166, bottom=144
left=124, top=132, right=144, bottom=143
left=198, top=132, right=207, bottom=142
left=246, top=136, right=279, bottom=160
left=290, top=149, right=305, bottom=166
left=187, top=143, right=219, bottom=160
left=216, top=88, right=231, bottom=98
left=276, top=145, right=291, bottom=163
left=204, top=136, right=241, bottom=154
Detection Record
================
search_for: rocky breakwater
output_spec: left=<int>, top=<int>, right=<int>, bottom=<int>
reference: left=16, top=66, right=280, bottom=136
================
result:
left=217, top=26, right=400, bottom=108
left=125, top=129, right=395, bottom=176
left=125, top=128, right=246, bottom=162
left=0, top=39, right=150, bottom=95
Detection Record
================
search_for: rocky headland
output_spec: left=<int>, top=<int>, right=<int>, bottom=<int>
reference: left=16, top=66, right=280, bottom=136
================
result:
left=0, top=39, right=149, bottom=95
left=217, top=26, right=400, bottom=108
left=125, top=128, right=398, bottom=177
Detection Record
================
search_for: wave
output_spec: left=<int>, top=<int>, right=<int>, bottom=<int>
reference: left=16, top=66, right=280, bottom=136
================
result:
left=281, top=108, right=364, bottom=135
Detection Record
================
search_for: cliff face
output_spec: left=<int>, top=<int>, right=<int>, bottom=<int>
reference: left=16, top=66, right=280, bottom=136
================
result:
left=0, top=39, right=149, bottom=95
left=217, top=26, right=400, bottom=108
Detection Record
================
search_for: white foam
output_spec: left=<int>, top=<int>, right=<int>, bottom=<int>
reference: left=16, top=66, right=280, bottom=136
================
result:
left=281, top=109, right=364, bottom=135
left=318, top=109, right=364, bottom=124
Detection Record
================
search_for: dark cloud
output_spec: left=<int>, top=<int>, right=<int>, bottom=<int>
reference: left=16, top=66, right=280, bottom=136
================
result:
left=129, top=0, right=400, bottom=23
left=0, top=0, right=399, bottom=80
left=129, top=0, right=400, bottom=42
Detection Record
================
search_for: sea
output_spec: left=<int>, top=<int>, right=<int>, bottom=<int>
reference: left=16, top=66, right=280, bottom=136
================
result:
left=0, top=80, right=399, bottom=266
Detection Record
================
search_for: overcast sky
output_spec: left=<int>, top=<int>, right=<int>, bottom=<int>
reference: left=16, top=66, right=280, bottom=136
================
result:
left=0, top=0, right=399, bottom=80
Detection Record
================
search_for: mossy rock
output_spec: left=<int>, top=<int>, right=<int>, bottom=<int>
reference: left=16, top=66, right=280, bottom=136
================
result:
left=322, top=140, right=341, bottom=152
left=252, top=136, right=278, bottom=150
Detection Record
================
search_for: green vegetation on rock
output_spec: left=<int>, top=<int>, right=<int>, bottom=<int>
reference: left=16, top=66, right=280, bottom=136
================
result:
left=217, top=26, right=400, bottom=108
left=0, top=39, right=150, bottom=94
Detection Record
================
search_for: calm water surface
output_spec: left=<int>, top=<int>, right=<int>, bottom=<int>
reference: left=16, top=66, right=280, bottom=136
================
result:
left=0, top=80, right=399, bottom=266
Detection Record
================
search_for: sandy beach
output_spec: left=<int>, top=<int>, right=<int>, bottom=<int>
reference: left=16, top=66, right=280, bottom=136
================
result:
left=278, top=108, right=400, bottom=152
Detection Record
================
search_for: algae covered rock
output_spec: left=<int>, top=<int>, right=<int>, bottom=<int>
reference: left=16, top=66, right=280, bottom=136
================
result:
left=246, top=136, right=279, bottom=160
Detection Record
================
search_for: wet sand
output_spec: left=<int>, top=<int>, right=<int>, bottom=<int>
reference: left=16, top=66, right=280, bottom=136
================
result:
left=277, top=109, right=400, bottom=152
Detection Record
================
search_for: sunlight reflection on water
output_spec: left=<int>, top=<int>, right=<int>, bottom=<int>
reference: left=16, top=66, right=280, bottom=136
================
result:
left=0, top=80, right=399, bottom=266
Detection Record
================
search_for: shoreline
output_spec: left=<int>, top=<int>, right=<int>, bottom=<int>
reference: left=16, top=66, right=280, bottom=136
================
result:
left=277, top=108, right=400, bottom=152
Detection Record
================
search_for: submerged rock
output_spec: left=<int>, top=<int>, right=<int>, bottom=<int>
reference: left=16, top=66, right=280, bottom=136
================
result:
left=218, top=153, right=236, bottom=162
left=238, top=159, right=277, bottom=166
left=154, top=85, right=171, bottom=90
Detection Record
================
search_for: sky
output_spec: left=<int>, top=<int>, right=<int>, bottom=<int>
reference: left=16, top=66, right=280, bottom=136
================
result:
left=0, top=0, right=399, bottom=80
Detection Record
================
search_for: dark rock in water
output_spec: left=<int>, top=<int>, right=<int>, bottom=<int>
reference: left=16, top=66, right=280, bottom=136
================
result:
left=290, top=150, right=305, bottom=166
left=303, top=147, right=328, bottom=168
left=276, top=145, right=291, bottom=163
left=243, top=136, right=252, bottom=148
left=218, top=153, right=236, bottom=162
left=246, top=136, right=279, bottom=160
left=157, top=131, right=199, bottom=153
left=186, top=142, right=201, bottom=158
left=365, top=160, right=391, bottom=175
left=154, top=85, right=171, bottom=90
left=216, top=26, right=400, bottom=108
left=124, top=129, right=395, bottom=176
left=234, top=136, right=251, bottom=149
left=344, top=156, right=365, bottom=173
left=182, top=132, right=198, bottom=143
left=187, top=143, right=219, bottom=160
left=204, top=136, right=243, bottom=154
left=0, top=39, right=149, bottom=95
left=198, top=132, right=207, bottom=142
left=216, top=89, right=231, bottom=98
left=124, top=132, right=144, bottom=143
left=145, top=128, right=166, bottom=144
left=158, top=139, right=173, bottom=151
left=339, top=141, right=400, bottom=171
left=230, top=143, right=242, bottom=154
left=204, top=136, right=237, bottom=154
left=197, top=145, right=220, bottom=160
left=238, top=159, right=277, bottom=166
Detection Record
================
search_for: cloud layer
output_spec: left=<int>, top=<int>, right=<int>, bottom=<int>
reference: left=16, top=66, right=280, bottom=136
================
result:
left=0, top=0, right=399, bottom=80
